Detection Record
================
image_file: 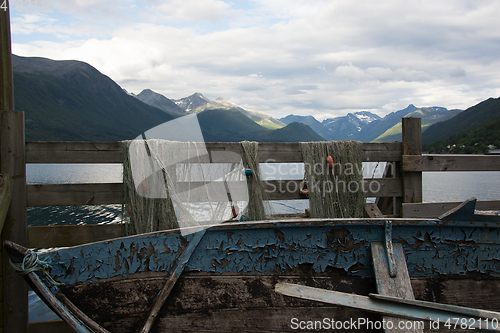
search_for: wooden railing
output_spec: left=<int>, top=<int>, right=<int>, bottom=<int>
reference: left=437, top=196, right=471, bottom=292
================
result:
left=25, top=118, right=500, bottom=249
left=25, top=141, right=404, bottom=248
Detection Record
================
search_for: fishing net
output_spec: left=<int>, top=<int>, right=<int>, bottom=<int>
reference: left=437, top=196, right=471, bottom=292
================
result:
left=300, top=140, right=365, bottom=218
left=239, top=141, right=268, bottom=221
left=123, top=139, right=252, bottom=235
left=122, top=140, right=179, bottom=235
left=122, top=115, right=271, bottom=235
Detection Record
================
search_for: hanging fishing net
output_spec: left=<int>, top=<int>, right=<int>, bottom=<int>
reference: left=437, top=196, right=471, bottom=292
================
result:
left=122, top=114, right=270, bottom=236
left=239, top=141, right=268, bottom=221
left=300, top=140, right=365, bottom=218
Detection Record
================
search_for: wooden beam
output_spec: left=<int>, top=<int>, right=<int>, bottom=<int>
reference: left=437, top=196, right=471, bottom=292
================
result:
left=401, top=118, right=422, bottom=204
left=402, top=155, right=500, bottom=172
left=364, top=203, right=384, bottom=218
left=26, top=183, right=124, bottom=206
left=1, top=112, right=28, bottom=333
left=1, top=3, right=28, bottom=330
left=0, top=1, right=13, bottom=113
left=25, top=141, right=123, bottom=164
left=26, top=178, right=403, bottom=206
left=27, top=224, right=126, bottom=248
left=25, top=142, right=403, bottom=164
left=0, top=174, right=10, bottom=233
left=402, top=200, right=500, bottom=218
left=376, top=161, right=403, bottom=216
left=371, top=242, right=423, bottom=333
left=263, top=178, right=403, bottom=200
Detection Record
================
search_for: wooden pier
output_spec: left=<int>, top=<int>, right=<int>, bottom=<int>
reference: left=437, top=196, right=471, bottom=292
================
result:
left=1, top=3, right=500, bottom=332
left=19, top=124, right=500, bottom=332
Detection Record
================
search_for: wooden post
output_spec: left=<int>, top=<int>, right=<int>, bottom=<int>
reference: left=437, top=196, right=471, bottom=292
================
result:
left=1, top=1, right=29, bottom=332
left=375, top=160, right=402, bottom=216
left=402, top=118, right=423, bottom=204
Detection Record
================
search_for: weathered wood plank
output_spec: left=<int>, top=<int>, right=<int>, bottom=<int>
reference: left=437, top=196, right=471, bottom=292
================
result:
left=27, top=224, right=126, bottom=248
left=25, top=142, right=123, bottom=164
left=63, top=273, right=381, bottom=333
left=376, top=162, right=403, bottom=216
left=402, top=155, right=500, bottom=172
left=402, top=200, right=500, bottom=218
left=264, top=178, right=402, bottom=200
left=139, top=230, right=206, bottom=333
left=0, top=111, right=28, bottom=332
left=28, top=320, right=73, bottom=333
left=412, top=277, right=500, bottom=314
left=364, top=203, right=385, bottom=218
left=0, top=174, right=10, bottom=233
left=402, top=118, right=422, bottom=204
left=26, top=183, right=124, bottom=206
left=0, top=4, right=13, bottom=113
left=26, top=178, right=402, bottom=206
left=371, top=242, right=422, bottom=333
left=151, top=307, right=382, bottom=333
left=25, top=142, right=402, bottom=164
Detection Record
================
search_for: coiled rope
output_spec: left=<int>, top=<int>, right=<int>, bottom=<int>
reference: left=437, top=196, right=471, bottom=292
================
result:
left=10, top=250, right=63, bottom=286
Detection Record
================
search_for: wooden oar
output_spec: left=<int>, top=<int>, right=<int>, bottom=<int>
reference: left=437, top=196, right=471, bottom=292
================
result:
left=275, top=283, right=500, bottom=332
left=139, top=228, right=207, bottom=333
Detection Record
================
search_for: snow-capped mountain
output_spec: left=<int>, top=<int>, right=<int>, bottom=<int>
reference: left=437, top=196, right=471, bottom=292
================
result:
left=143, top=89, right=285, bottom=129
left=173, top=92, right=212, bottom=113
left=280, top=111, right=381, bottom=141
left=322, top=111, right=381, bottom=140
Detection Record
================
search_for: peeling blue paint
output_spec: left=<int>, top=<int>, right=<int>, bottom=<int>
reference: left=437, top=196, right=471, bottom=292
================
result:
left=39, top=219, right=500, bottom=287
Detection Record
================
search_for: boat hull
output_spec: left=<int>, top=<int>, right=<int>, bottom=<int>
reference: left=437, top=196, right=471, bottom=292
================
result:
left=6, top=216, right=500, bottom=332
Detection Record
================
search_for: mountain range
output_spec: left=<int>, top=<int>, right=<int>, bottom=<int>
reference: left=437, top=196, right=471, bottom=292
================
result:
left=422, top=97, right=500, bottom=152
left=279, top=105, right=461, bottom=143
left=12, top=55, right=319, bottom=142
left=133, top=90, right=285, bottom=129
left=11, top=54, right=500, bottom=148
left=13, top=55, right=175, bottom=141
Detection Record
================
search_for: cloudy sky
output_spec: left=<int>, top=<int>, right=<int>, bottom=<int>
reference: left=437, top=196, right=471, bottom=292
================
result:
left=9, top=0, right=500, bottom=120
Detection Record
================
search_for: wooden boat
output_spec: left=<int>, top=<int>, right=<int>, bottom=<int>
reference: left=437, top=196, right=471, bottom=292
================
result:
left=5, top=198, right=500, bottom=332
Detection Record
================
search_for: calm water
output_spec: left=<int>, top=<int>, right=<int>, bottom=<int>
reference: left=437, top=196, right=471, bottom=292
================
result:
left=25, top=162, right=499, bottom=322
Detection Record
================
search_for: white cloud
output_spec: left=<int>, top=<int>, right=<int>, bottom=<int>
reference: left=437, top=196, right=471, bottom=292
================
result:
left=9, top=0, right=500, bottom=119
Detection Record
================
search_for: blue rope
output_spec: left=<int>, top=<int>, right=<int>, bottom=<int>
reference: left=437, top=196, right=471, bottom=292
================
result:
left=10, top=250, right=64, bottom=286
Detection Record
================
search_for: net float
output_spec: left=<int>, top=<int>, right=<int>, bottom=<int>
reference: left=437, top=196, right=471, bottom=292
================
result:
left=326, top=155, right=334, bottom=168
left=140, top=180, right=148, bottom=195
left=231, top=205, right=239, bottom=219
left=299, top=180, right=309, bottom=196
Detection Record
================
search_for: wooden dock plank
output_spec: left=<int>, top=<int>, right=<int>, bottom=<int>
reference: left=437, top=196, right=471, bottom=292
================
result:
left=402, top=155, right=500, bottom=172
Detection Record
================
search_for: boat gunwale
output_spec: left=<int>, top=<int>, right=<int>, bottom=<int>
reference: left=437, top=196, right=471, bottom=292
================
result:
left=26, top=215, right=500, bottom=255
